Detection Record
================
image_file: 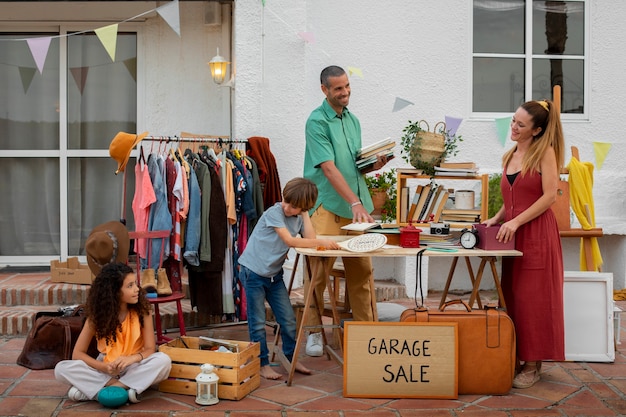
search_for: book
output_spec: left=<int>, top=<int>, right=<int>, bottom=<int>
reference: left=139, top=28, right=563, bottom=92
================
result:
left=340, top=222, right=382, bottom=232
left=356, top=151, right=395, bottom=172
left=399, top=186, right=410, bottom=223
left=412, top=184, right=431, bottom=222
left=357, top=137, right=394, bottom=157
left=417, top=184, right=436, bottom=221
left=422, top=185, right=443, bottom=222
left=396, top=167, right=424, bottom=175
left=358, top=141, right=396, bottom=159
left=441, top=208, right=482, bottom=215
left=439, top=162, right=476, bottom=169
left=406, top=185, right=424, bottom=221
left=199, top=336, right=239, bottom=353
left=432, top=190, right=450, bottom=222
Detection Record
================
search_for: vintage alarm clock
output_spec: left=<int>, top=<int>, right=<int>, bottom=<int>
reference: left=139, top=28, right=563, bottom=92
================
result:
left=460, top=227, right=479, bottom=249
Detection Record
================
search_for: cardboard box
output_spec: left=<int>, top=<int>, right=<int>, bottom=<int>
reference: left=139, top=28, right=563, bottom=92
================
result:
left=50, top=257, right=94, bottom=284
left=475, top=224, right=515, bottom=250
left=158, top=337, right=260, bottom=400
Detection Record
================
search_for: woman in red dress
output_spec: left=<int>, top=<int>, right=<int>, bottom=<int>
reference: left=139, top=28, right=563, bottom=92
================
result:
left=483, top=99, right=565, bottom=389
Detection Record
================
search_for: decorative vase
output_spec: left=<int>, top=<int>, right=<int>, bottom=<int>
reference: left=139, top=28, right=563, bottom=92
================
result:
left=370, top=188, right=389, bottom=217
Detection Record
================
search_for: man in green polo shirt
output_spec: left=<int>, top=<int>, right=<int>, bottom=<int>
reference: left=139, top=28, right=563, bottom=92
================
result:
left=303, top=65, right=389, bottom=356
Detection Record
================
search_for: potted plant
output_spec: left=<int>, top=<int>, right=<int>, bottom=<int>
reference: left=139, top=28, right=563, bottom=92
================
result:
left=364, top=168, right=397, bottom=223
left=400, top=120, right=463, bottom=176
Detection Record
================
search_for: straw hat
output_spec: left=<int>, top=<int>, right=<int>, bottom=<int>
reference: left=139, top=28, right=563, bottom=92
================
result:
left=109, top=131, right=148, bottom=174
left=85, top=221, right=130, bottom=276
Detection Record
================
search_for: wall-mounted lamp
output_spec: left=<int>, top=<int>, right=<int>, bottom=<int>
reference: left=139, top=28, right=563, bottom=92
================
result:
left=208, top=48, right=230, bottom=85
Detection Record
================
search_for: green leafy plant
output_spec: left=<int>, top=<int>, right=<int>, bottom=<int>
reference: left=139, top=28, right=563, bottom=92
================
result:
left=400, top=120, right=463, bottom=176
left=364, top=169, right=397, bottom=223
left=488, top=173, right=503, bottom=219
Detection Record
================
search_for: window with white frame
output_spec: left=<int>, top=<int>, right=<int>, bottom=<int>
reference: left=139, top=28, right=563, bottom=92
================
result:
left=0, top=30, right=137, bottom=261
left=473, top=0, right=586, bottom=115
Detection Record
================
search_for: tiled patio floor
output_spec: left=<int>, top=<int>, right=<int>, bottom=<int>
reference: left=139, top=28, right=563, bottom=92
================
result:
left=2, top=293, right=626, bottom=417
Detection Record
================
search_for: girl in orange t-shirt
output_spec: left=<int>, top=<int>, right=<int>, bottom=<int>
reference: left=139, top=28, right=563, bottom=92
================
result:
left=55, top=263, right=171, bottom=406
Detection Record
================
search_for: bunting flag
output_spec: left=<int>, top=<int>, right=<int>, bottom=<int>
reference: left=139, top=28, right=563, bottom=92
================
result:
left=297, top=31, right=315, bottom=44
left=124, top=57, right=138, bottom=82
left=495, top=116, right=511, bottom=147
left=444, top=116, right=463, bottom=136
left=392, top=97, right=413, bottom=113
left=70, top=67, right=89, bottom=94
left=26, top=37, right=52, bottom=74
left=157, top=0, right=181, bottom=36
left=19, top=66, right=37, bottom=94
left=347, top=66, right=363, bottom=78
left=95, top=24, right=119, bottom=62
left=593, top=142, right=611, bottom=170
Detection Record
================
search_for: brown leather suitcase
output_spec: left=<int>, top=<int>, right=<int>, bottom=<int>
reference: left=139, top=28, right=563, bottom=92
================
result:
left=400, top=300, right=516, bottom=395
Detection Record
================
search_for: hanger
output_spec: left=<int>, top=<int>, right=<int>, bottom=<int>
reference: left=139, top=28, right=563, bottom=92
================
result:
left=139, top=144, right=146, bottom=168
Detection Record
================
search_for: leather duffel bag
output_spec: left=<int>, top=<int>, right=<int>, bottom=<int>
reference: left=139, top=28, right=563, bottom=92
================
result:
left=17, top=305, right=98, bottom=370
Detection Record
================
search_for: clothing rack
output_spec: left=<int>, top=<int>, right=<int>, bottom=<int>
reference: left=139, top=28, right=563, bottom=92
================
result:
left=142, top=135, right=247, bottom=144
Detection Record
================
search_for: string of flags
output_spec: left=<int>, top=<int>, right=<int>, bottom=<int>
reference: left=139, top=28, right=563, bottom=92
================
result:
left=3, top=0, right=180, bottom=75
left=4, top=0, right=616, bottom=168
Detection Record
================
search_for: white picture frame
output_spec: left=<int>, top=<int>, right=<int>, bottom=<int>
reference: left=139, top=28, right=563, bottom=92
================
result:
left=564, top=271, right=615, bottom=362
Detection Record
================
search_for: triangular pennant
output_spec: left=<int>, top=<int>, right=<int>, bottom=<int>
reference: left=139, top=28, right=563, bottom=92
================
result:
left=593, top=142, right=612, bottom=170
left=495, top=116, right=511, bottom=147
left=297, top=31, right=315, bottom=44
left=157, top=0, right=181, bottom=36
left=444, top=116, right=463, bottom=136
left=347, top=66, right=363, bottom=78
left=123, top=57, right=137, bottom=82
left=95, top=24, right=119, bottom=62
left=26, top=37, right=52, bottom=74
left=262, top=0, right=266, bottom=6
left=70, top=67, right=89, bottom=95
left=392, top=97, right=413, bottom=112
left=19, top=66, right=37, bottom=94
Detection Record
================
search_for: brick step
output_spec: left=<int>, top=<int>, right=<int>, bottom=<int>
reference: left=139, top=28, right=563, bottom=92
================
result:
left=0, top=272, right=408, bottom=337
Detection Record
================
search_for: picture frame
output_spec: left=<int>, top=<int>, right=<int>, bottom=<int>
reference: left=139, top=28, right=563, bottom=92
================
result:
left=564, top=271, right=615, bottom=362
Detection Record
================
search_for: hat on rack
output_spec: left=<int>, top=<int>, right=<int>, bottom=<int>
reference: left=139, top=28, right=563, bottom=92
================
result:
left=85, top=221, right=130, bottom=276
left=109, top=131, right=148, bottom=174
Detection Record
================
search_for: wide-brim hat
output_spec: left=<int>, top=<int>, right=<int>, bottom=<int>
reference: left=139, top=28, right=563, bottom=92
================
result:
left=85, top=221, right=130, bottom=276
left=109, top=131, right=148, bottom=174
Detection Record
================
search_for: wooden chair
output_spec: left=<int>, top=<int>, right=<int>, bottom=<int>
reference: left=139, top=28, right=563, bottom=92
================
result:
left=128, top=230, right=186, bottom=344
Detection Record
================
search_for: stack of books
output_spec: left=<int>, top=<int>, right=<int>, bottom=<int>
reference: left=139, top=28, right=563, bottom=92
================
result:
left=406, top=183, right=449, bottom=223
left=356, top=137, right=395, bottom=172
left=419, top=233, right=460, bottom=248
left=434, top=162, right=479, bottom=177
left=440, top=208, right=481, bottom=224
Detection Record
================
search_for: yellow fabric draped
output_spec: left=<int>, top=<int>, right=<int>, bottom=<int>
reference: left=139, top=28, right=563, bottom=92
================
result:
left=97, top=310, right=144, bottom=363
left=566, top=157, right=603, bottom=271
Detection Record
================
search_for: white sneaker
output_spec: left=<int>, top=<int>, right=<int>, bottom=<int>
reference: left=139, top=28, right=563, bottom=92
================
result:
left=306, top=332, right=323, bottom=357
left=127, top=388, right=140, bottom=403
left=68, top=386, right=89, bottom=401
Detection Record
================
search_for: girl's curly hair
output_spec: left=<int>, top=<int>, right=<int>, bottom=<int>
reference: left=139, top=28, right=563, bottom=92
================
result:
left=86, top=262, right=151, bottom=345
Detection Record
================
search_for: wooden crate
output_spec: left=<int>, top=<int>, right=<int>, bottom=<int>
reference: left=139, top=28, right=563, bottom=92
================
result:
left=158, top=337, right=260, bottom=400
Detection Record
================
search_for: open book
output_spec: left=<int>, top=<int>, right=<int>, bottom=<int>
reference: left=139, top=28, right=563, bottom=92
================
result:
left=340, top=222, right=382, bottom=232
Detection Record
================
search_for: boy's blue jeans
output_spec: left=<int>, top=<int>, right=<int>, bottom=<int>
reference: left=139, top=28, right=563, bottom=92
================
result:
left=239, top=265, right=297, bottom=367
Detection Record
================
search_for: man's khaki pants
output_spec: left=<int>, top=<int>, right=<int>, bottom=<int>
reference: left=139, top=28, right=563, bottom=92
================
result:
left=304, top=205, right=374, bottom=329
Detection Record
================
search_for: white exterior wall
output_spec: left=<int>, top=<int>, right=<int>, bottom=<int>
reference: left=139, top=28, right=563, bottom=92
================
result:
left=231, top=0, right=626, bottom=293
left=3, top=1, right=623, bottom=292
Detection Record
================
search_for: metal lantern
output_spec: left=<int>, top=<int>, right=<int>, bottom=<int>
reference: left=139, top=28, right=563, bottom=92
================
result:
left=208, top=48, right=230, bottom=84
left=195, top=363, right=219, bottom=405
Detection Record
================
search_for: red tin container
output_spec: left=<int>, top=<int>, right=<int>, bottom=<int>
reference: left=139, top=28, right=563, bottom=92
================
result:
left=399, top=224, right=421, bottom=248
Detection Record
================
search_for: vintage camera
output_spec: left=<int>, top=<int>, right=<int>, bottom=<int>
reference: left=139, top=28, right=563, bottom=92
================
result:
left=430, top=222, right=450, bottom=235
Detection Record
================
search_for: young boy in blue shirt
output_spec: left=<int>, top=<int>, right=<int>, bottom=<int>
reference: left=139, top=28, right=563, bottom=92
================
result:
left=238, top=177, right=340, bottom=380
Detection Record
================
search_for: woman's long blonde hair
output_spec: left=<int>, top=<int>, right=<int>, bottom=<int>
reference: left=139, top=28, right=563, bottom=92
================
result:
left=502, top=99, right=565, bottom=175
